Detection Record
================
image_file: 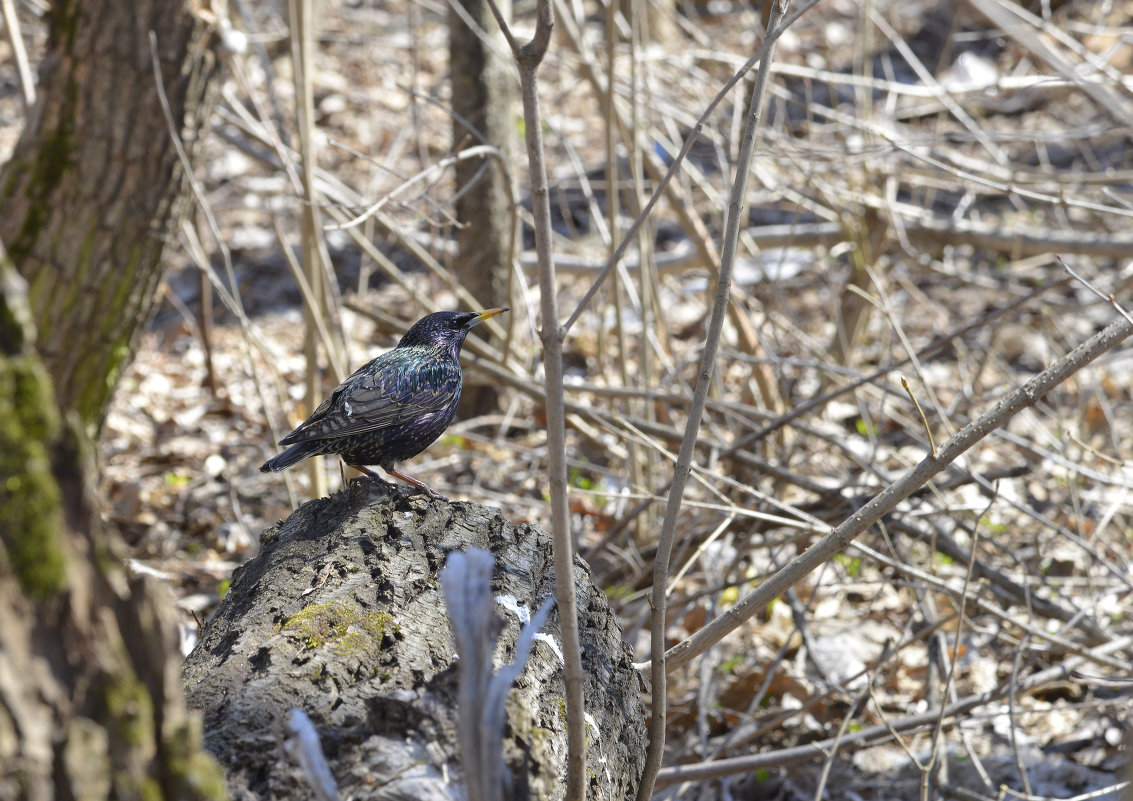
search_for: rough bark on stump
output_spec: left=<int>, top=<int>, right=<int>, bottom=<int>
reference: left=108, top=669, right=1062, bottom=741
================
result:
left=183, top=482, right=646, bottom=800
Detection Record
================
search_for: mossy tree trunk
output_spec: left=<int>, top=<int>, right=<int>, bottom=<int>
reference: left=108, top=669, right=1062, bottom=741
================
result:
left=0, top=0, right=220, bottom=429
left=0, top=1, right=227, bottom=796
left=0, top=258, right=226, bottom=801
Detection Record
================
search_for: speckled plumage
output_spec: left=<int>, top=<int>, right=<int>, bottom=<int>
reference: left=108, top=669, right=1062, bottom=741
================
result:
left=261, top=308, right=508, bottom=496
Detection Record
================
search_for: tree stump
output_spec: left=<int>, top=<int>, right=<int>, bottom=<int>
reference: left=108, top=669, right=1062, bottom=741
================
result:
left=183, top=481, right=646, bottom=800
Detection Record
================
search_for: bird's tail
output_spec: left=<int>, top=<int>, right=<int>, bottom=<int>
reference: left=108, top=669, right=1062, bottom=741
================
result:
left=260, top=440, right=325, bottom=473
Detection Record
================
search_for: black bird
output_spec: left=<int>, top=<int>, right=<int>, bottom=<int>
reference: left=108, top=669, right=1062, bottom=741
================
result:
left=261, top=308, right=509, bottom=497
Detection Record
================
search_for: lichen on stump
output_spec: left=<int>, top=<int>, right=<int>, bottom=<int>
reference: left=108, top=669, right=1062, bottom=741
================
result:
left=183, top=481, right=646, bottom=800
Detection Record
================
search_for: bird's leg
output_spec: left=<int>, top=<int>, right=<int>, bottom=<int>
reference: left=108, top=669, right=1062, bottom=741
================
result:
left=384, top=466, right=448, bottom=501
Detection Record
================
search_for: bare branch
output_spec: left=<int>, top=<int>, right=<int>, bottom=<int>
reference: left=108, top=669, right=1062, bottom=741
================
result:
left=653, top=311, right=1133, bottom=675
left=636, top=2, right=792, bottom=799
left=482, top=0, right=588, bottom=796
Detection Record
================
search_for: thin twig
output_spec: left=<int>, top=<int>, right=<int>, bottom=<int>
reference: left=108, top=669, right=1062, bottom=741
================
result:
left=901, top=375, right=937, bottom=458
left=561, top=0, right=823, bottom=334
left=725, top=277, right=1071, bottom=463
left=1059, top=256, right=1133, bottom=327
left=1007, top=628, right=1034, bottom=798
left=290, top=0, right=339, bottom=497
left=925, top=488, right=994, bottom=795
left=325, top=144, right=504, bottom=233
left=480, top=0, right=588, bottom=797
left=442, top=549, right=553, bottom=801
left=637, top=3, right=791, bottom=799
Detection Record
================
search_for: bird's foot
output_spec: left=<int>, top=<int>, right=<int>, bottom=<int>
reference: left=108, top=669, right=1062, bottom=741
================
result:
left=385, top=467, right=448, bottom=502
left=413, top=485, right=448, bottom=502
left=348, top=463, right=448, bottom=501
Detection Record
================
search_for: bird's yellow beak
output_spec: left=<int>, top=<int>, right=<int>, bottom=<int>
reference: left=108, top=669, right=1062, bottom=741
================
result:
left=470, top=307, right=509, bottom=326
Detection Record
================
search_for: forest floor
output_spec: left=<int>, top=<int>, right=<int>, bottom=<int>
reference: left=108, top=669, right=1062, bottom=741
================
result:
left=4, top=0, right=1133, bottom=798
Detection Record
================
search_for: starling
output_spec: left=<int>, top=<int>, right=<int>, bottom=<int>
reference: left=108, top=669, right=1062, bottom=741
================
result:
left=261, top=308, right=509, bottom=497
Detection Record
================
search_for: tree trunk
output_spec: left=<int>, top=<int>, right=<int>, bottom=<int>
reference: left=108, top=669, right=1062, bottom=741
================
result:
left=0, top=0, right=220, bottom=428
left=183, top=483, right=647, bottom=801
left=0, top=259, right=226, bottom=801
left=449, top=0, right=515, bottom=415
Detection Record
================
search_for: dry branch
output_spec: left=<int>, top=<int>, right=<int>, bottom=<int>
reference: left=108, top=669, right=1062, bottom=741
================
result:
left=481, top=0, right=589, bottom=796
left=637, top=2, right=792, bottom=798
left=658, top=310, right=1133, bottom=674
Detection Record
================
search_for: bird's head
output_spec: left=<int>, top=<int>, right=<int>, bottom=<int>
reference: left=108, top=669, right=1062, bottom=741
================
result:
left=397, top=308, right=509, bottom=352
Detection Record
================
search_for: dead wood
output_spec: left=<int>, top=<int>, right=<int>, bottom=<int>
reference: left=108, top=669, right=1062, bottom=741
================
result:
left=183, top=481, right=646, bottom=800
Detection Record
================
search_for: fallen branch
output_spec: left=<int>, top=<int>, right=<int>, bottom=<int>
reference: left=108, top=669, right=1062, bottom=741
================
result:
left=655, top=635, right=1133, bottom=787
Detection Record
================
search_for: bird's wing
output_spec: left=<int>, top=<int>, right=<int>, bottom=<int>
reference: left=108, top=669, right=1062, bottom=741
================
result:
left=279, top=354, right=460, bottom=444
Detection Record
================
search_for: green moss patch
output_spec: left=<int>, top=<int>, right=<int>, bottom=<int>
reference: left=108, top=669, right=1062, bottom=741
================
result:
left=0, top=356, right=66, bottom=598
left=277, top=601, right=395, bottom=656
